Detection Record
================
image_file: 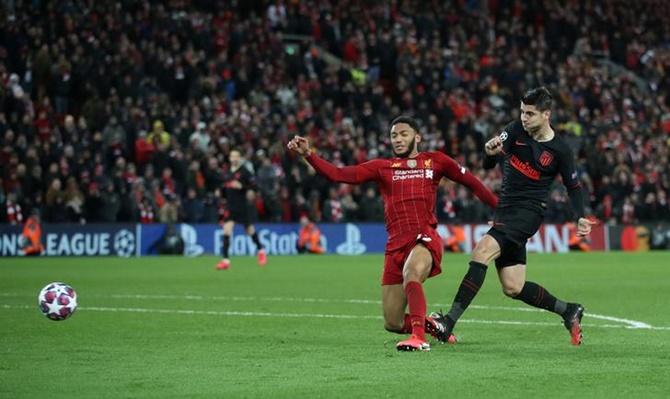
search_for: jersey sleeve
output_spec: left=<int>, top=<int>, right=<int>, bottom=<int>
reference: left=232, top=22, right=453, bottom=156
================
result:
left=305, top=153, right=382, bottom=184
left=241, top=165, right=256, bottom=190
left=483, top=120, right=518, bottom=169
left=499, top=120, right=521, bottom=154
left=434, top=152, right=498, bottom=209
left=558, top=144, right=585, bottom=219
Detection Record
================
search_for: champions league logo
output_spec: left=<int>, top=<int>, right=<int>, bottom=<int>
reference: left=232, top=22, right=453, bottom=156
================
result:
left=114, top=229, right=136, bottom=257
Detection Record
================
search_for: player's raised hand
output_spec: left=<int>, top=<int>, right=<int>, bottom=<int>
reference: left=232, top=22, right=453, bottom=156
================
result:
left=485, top=136, right=503, bottom=156
left=576, top=217, right=597, bottom=237
left=287, top=135, right=312, bottom=156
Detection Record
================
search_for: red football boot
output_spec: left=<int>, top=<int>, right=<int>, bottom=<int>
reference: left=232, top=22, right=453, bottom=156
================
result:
left=257, top=249, right=267, bottom=266
left=396, top=334, right=430, bottom=352
left=216, top=259, right=231, bottom=270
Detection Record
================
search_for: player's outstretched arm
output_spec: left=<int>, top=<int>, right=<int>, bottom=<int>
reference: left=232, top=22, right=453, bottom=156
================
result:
left=557, top=145, right=595, bottom=237
left=437, top=153, right=498, bottom=209
left=287, top=135, right=379, bottom=184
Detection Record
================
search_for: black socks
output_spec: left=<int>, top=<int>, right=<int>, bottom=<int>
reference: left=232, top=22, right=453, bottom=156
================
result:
left=445, top=261, right=488, bottom=330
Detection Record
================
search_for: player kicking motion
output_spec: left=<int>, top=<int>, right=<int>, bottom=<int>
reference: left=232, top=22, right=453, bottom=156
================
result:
left=287, top=116, right=498, bottom=351
left=431, top=87, right=595, bottom=345
left=216, top=149, right=267, bottom=270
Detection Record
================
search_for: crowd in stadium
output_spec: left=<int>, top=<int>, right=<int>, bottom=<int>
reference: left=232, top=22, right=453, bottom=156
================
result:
left=1, top=0, right=669, bottom=227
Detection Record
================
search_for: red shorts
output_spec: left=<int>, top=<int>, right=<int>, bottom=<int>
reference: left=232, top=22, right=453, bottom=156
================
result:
left=381, top=228, right=443, bottom=286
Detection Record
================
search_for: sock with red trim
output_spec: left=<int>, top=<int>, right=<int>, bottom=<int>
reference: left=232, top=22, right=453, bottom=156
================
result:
left=404, top=281, right=427, bottom=340
left=512, top=281, right=567, bottom=315
left=445, top=261, right=488, bottom=331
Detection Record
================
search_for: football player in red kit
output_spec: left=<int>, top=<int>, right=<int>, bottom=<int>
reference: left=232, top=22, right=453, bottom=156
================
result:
left=287, top=116, right=498, bottom=351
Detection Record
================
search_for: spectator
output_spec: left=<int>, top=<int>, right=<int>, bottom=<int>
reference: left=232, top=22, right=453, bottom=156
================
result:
left=63, top=177, right=85, bottom=223
left=183, top=188, right=205, bottom=223
left=323, top=188, right=343, bottom=222
left=359, top=186, right=384, bottom=221
left=297, top=215, right=325, bottom=254
left=44, top=179, right=67, bottom=223
left=100, top=181, right=121, bottom=223
left=159, top=194, right=180, bottom=224
left=189, top=121, right=210, bottom=153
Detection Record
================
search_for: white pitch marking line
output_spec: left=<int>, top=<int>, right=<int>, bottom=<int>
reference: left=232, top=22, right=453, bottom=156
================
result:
left=3, top=304, right=670, bottom=331
left=106, top=294, right=654, bottom=329
left=0, top=293, right=661, bottom=330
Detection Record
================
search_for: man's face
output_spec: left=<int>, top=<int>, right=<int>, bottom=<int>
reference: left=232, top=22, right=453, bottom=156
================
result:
left=229, top=150, right=241, bottom=167
left=520, top=102, right=550, bottom=132
left=390, top=122, right=420, bottom=158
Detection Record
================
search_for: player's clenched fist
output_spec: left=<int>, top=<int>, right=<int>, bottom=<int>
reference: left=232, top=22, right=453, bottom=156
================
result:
left=485, top=136, right=503, bottom=156
left=576, top=217, right=596, bottom=237
left=287, top=135, right=312, bottom=156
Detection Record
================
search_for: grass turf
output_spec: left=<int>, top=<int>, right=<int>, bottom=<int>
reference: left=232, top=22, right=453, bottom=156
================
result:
left=1, top=252, right=669, bottom=398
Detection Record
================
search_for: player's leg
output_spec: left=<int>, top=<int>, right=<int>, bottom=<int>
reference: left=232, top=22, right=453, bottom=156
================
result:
left=395, top=244, right=433, bottom=351
left=433, top=234, right=500, bottom=339
left=497, top=262, right=584, bottom=345
left=382, top=284, right=409, bottom=333
left=216, top=221, right=235, bottom=270
left=381, top=247, right=443, bottom=340
left=245, top=224, right=267, bottom=265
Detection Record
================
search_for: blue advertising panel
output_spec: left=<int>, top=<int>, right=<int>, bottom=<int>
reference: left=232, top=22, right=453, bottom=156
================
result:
left=142, top=223, right=389, bottom=256
left=0, top=223, right=389, bottom=257
left=0, top=224, right=139, bottom=257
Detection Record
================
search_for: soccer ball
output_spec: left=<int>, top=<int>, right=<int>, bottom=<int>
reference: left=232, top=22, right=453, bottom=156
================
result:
left=38, top=282, right=78, bottom=321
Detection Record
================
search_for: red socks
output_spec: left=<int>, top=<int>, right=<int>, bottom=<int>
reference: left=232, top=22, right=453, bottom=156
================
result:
left=404, top=281, right=426, bottom=340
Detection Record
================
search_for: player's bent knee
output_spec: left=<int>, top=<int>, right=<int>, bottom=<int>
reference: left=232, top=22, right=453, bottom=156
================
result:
left=384, top=321, right=405, bottom=333
left=472, top=236, right=500, bottom=264
left=502, top=283, right=523, bottom=297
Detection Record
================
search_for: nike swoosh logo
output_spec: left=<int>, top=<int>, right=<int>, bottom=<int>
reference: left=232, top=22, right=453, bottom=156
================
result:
left=515, top=140, right=527, bottom=146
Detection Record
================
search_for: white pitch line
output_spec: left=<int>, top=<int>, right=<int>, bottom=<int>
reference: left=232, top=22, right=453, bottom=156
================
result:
left=0, top=293, right=661, bottom=330
left=103, top=293, right=662, bottom=329
left=3, top=304, right=670, bottom=331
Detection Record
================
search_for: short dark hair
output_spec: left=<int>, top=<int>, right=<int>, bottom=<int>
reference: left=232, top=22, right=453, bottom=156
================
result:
left=521, top=86, right=553, bottom=111
left=390, top=115, right=420, bottom=134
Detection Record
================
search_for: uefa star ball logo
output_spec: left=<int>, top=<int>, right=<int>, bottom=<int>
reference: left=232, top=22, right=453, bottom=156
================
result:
left=38, top=282, right=78, bottom=321
left=114, top=229, right=135, bottom=257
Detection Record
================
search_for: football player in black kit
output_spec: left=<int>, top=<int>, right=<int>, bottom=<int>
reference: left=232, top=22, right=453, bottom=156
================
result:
left=431, top=87, right=595, bottom=345
left=216, top=149, right=267, bottom=270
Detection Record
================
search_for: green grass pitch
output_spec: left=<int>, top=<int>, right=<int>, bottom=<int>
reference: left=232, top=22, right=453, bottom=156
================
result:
left=1, top=252, right=669, bottom=398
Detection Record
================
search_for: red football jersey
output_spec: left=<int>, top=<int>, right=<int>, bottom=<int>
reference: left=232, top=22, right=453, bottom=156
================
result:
left=305, top=151, right=497, bottom=250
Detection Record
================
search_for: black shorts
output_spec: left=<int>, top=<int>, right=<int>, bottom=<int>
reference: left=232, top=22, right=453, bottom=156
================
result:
left=226, top=204, right=253, bottom=226
left=487, top=206, right=543, bottom=268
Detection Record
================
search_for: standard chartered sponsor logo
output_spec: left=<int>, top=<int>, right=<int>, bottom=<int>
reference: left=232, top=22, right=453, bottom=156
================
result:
left=391, top=169, right=433, bottom=181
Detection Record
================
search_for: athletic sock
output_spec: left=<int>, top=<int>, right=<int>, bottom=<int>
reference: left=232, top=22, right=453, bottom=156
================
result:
left=404, top=281, right=427, bottom=340
left=222, top=235, right=231, bottom=258
left=250, top=232, right=263, bottom=250
left=446, top=261, right=488, bottom=330
left=401, top=314, right=412, bottom=334
left=512, top=281, right=567, bottom=315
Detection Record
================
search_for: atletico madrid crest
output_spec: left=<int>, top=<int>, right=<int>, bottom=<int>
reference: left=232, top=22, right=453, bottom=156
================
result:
left=539, top=151, right=553, bottom=167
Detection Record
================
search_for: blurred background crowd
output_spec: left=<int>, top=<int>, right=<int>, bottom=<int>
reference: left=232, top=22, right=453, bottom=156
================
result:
left=1, top=0, right=669, bottom=226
